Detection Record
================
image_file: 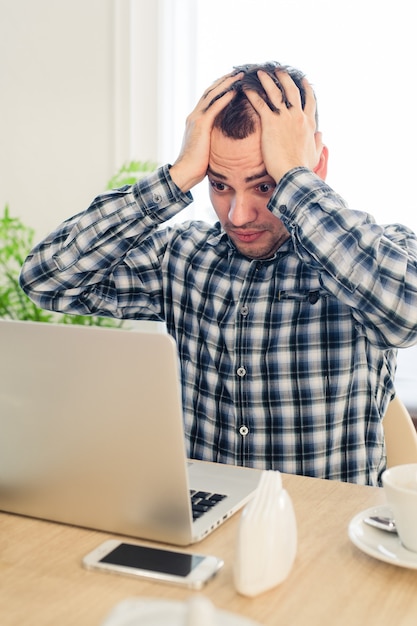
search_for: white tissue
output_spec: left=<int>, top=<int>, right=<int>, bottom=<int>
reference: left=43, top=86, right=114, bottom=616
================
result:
left=185, top=596, right=216, bottom=626
left=99, top=596, right=261, bottom=625
left=234, top=470, right=297, bottom=596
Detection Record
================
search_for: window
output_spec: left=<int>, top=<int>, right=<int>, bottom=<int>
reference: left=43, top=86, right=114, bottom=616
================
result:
left=150, top=0, right=417, bottom=229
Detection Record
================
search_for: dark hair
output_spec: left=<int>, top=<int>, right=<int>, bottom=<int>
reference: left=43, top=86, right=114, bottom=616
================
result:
left=213, top=61, right=317, bottom=139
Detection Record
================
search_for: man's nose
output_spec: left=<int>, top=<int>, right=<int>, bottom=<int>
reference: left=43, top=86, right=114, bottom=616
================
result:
left=228, top=195, right=256, bottom=226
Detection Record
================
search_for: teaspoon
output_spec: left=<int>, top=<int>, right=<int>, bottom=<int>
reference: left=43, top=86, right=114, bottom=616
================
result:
left=363, top=515, right=397, bottom=533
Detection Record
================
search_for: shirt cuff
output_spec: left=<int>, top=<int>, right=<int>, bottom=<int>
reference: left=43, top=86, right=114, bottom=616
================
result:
left=269, top=167, right=334, bottom=222
left=131, top=164, right=193, bottom=223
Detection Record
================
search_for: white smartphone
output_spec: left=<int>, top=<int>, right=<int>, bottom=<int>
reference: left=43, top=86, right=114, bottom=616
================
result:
left=82, top=539, right=224, bottom=589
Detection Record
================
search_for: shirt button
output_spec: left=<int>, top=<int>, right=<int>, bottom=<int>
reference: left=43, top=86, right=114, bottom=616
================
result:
left=237, top=366, right=246, bottom=377
left=240, top=305, right=249, bottom=317
left=239, top=425, right=249, bottom=436
left=152, top=193, right=162, bottom=204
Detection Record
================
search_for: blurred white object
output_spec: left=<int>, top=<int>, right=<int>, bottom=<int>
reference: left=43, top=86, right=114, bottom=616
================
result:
left=185, top=596, right=215, bottom=626
left=99, top=596, right=261, bottom=626
left=234, top=470, right=297, bottom=596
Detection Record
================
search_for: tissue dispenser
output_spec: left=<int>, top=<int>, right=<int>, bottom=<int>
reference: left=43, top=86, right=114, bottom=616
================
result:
left=234, top=470, right=297, bottom=596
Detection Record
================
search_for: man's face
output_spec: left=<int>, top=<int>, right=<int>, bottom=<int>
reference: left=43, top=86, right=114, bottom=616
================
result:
left=208, top=127, right=290, bottom=260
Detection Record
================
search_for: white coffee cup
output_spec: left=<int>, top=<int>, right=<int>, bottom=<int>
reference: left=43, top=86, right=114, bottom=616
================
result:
left=382, top=463, right=417, bottom=552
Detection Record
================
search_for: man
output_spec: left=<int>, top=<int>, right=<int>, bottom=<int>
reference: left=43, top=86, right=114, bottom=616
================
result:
left=20, top=62, right=417, bottom=485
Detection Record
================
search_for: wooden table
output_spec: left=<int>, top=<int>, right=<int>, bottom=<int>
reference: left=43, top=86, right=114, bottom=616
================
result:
left=1, top=473, right=416, bottom=625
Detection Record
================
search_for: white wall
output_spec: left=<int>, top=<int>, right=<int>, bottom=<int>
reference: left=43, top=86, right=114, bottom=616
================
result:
left=0, top=0, right=159, bottom=239
left=190, top=0, right=417, bottom=232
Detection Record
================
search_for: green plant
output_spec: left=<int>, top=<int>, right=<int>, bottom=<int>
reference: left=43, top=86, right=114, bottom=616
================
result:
left=106, top=160, right=158, bottom=189
left=0, top=204, right=122, bottom=326
left=0, top=205, right=52, bottom=321
left=1, top=160, right=158, bottom=325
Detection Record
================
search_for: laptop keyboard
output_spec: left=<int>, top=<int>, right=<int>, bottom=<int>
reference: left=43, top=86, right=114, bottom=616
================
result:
left=190, top=490, right=227, bottom=521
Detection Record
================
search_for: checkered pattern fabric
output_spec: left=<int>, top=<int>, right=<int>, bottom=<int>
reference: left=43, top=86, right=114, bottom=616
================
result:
left=20, top=166, right=417, bottom=485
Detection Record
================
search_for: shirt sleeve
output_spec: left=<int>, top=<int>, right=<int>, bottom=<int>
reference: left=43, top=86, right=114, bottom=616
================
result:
left=272, top=167, right=417, bottom=348
left=19, top=165, right=193, bottom=319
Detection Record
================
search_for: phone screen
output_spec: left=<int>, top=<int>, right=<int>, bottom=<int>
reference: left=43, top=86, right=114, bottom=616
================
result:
left=99, top=543, right=205, bottom=577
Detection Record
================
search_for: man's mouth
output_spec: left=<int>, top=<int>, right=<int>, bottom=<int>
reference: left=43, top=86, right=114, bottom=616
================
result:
left=231, top=230, right=265, bottom=244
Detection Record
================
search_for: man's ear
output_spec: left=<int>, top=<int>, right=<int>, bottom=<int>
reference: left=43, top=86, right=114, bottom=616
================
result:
left=314, top=143, right=329, bottom=181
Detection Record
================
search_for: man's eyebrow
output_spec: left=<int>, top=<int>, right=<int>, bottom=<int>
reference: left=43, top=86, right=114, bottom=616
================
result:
left=245, top=170, right=269, bottom=183
left=207, top=167, right=227, bottom=180
left=207, top=167, right=270, bottom=183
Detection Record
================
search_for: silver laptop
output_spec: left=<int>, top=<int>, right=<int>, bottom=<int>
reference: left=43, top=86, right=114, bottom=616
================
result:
left=0, top=319, right=261, bottom=545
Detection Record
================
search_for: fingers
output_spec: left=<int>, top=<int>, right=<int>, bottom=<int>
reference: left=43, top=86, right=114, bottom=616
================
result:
left=170, top=71, right=243, bottom=193
left=301, top=79, right=318, bottom=127
left=245, top=69, right=317, bottom=127
left=274, top=71, right=302, bottom=110
left=198, top=71, right=243, bottom=113
left=242, top=88, right=267, bottom=117
left=241, top=68, right=321, bottom=181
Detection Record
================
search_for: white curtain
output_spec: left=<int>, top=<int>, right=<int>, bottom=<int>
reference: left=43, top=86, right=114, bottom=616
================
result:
left=145, top=0, right=417, bottom=230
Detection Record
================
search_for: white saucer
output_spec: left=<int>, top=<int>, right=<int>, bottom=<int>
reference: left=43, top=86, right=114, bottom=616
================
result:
left=100, top=597, right=261, bottom=626
left=348, top=504, right=417, bottom=569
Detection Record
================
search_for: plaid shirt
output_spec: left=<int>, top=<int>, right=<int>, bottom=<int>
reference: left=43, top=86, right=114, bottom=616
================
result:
left=20, top=166, right=417, bottom=485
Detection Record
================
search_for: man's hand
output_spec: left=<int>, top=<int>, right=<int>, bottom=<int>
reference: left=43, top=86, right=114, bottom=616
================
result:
left=170, top=72, right=243, bottom=193
left=244, top=70, right=324, bottom=183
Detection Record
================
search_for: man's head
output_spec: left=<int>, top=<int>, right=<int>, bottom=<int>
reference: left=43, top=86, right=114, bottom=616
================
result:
left=213, top=61, right=318, bottom=139
left=207, top=61, right=326, bottom=260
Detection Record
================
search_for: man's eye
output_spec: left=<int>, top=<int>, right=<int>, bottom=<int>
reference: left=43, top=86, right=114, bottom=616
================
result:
left=258, top=183, right=275, bottom=193
left=210, top=180, right=227, bottom=192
